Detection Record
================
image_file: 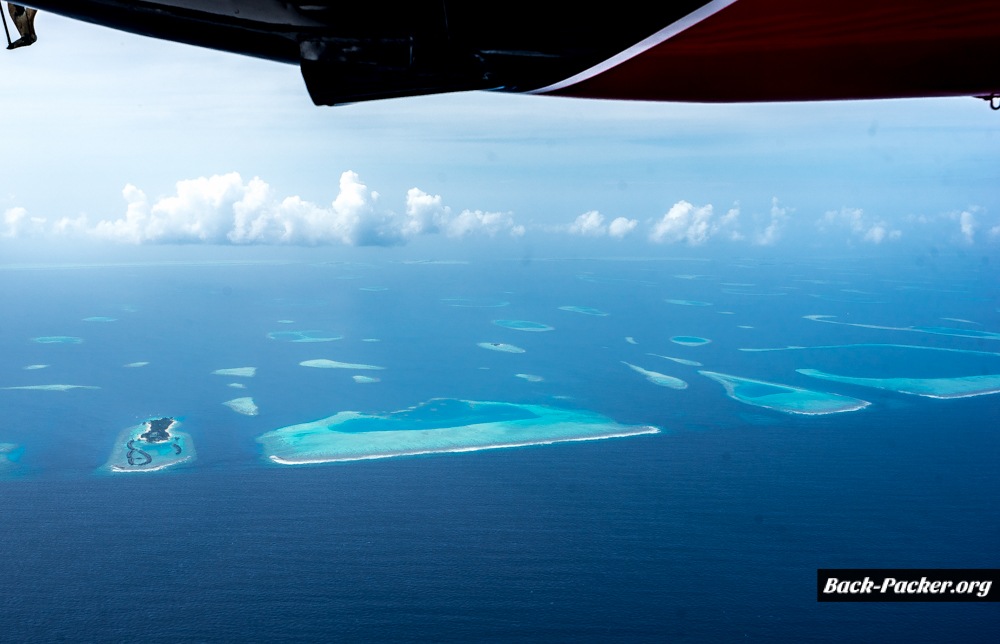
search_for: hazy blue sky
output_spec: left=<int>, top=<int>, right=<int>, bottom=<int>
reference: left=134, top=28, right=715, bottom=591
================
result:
left=2, top=12, right=999, bottom=259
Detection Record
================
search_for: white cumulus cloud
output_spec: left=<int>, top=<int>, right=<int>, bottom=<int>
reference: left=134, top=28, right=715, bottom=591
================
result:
left=649, top=201, right=738, bottom=245
left=819, top=207, right=901, bottom=245
left=953, top=209, right=978, bottom=244
left=403, top=188, right=450, bottom=237
left=446, top=209, right=523, bottom=238
left=607, top=216, right=638, bottom=239
left=754, top=198, right=789, bottom=246
left=566, top=211, right=637, bottom=239
left=3, top=207, right=46, bottom=238
left=568, top=211, right=606, bottom=236
left=649, top=201, right=713, bottom=244
left=3, top=171, right=525, bottom=247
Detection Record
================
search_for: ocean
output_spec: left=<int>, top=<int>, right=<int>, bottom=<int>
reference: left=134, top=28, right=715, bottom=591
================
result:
left=1, top=254, right=997, bottom=641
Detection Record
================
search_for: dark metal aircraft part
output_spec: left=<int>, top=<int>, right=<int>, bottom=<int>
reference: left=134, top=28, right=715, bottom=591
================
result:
left=24, top=0, right=1000, bottom=106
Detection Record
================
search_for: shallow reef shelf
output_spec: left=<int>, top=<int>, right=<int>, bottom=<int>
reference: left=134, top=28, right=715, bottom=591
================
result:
left=258, top=399, right=659, bottom=465
left=797, top=369, right=1000, bottom=399
left=700, top=371, right=870, bottom=415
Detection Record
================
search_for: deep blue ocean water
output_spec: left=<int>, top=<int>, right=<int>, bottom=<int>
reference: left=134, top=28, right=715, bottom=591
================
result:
left=1, top=255, right=998, bottom=641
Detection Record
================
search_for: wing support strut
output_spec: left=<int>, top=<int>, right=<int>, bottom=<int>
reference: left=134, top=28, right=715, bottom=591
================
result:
left=1, top=3, right=11, bottom=48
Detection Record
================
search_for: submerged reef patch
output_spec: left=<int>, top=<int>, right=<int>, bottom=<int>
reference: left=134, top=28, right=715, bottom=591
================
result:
left=0, top=443, right=22, bottom=470
left=558, top=306, right=608, bottom=316
left=33, top=336, right=82, bottom=344
left=267, top=330, right=343, bottom=343
left=492, top=320, right=554, bottom=332
left=441, top=297, right=509, bottom=308
left=477, top=342, right=525, bottom=353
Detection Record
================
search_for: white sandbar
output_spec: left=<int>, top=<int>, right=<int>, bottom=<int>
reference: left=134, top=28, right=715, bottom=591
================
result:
left=671, top=336, right=711, bottom=347
left=622, top=362, right=687, bottom=389
left=352, top=375, right=380, bottom=383
left=23, top=364, right=49, bottom=370
left=300, top=359, right=384, bottom=370
left=124, top=361, right=149, bottom=368
left=212, top=367, right=256, bottom=377
left=224, top=397, right=260, bottom=415
left=647, top=353, right=702, bottom=367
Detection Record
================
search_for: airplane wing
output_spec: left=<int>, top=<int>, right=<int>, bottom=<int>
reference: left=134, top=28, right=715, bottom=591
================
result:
left=22, top=0, right=1000, bottom=106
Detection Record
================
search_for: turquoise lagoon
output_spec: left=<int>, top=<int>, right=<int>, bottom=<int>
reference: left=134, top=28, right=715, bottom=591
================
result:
left=257, top=399, right=659, bottom=464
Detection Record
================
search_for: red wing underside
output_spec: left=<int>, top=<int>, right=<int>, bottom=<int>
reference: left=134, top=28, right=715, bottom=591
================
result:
left=533, top=0, right=1000, bottom=102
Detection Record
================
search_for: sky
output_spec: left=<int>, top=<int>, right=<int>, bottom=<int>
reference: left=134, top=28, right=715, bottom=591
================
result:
left=1, top=11, right=999, bottom=261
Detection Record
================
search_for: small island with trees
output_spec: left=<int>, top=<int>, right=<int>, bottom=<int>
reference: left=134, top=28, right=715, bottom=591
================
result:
left=105, top=417, right=195, bottom=473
